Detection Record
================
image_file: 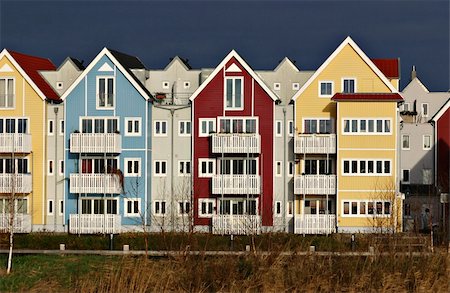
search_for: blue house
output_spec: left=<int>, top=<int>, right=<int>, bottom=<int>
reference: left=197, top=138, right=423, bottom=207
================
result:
left=60, top=48, right=153, bottom=233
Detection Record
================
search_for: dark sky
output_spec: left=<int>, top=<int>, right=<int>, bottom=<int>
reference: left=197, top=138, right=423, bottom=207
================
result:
left=0, top=0, right=449, bottom=91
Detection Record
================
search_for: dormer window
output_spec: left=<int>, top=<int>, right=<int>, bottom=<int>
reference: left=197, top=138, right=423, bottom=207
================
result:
left=97, top=77, right=114, bottom=109
left=225, top=77, right=243, bottom=110
left=0, top=78, right=14, bottom=108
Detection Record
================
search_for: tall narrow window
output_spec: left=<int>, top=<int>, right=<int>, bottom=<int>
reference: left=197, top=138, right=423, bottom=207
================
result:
left=0, top=78, right=14, bottom=108
left=342, top=79, right=355, bottom=93
left=423, top=135, right=431, bottom=150
left=97, top=77, right=114, bottom=108
left=225, top=77, right=243, bottom=109
left=48, top=120, right=54, bottom=135
left=402, top=135, right=410, bottom=150
left=275, top=120, right=282, bottom=137
left=421, top=103, right=429, bottom=117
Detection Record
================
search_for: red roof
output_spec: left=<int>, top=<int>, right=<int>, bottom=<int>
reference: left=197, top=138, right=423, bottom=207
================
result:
left=371, top=58, right=399, bottom=79
left=9, top=50, right=60, bottom=101
left=332, top=93, right=403, bottom=102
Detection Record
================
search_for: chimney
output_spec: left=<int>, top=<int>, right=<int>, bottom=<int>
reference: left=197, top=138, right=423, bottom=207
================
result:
left=411, top=65, right=417, bottom=80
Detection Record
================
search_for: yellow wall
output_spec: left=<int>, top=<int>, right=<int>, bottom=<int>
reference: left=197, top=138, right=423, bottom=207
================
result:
left=0, top=57, right=46, bottom=225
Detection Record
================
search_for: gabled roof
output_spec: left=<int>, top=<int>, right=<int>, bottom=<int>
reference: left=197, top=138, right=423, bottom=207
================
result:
left=292, top=36, right=398, bottom=101
left=60, top=48, right=152, bottom=101
left=402, top=77, right=429, bottom=93
left=431, top=97, right=450, bottom=122
left=371, top=58, right=400, bottom=79
left=274, top=57, right=299, bottom=72
left=331, top=93, right=403, bottom=102
left=189, top=50, right=279, bottom=102
left=0, top=49, right=60, bottom=101
left=66, top=57, right=85, bottom=70
left=165, top=56, right=192, bottom=70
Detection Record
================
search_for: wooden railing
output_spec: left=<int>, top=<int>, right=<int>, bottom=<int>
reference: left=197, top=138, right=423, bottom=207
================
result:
left=0, top=133, right=32, bottom=153
left=70, top=133, right=121, bottom=153
left=212, top=215, right=261, bottom=235
left=0, top=174, right=32, bottom=194
left=211, top=133, right=261, bottom=153
left=294, top=175, right=336, bottom=195
left=294, top=214, right=336, bottom=234
left=70, top=174, right=122, bottom=194
left=0, top=213, right=31, bottom=233
left=69, top=214, right=121, bottom=234
left=295, top=134, right=336, bottom=154
left=212, top=175, right=260, bottom=194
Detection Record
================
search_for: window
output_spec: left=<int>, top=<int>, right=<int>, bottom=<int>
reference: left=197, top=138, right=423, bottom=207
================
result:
left=48, top=120, right=54, bottom=135
left=0, top=78, right=14, bottom=108
left=81, top=198, right=118, bottom=214
left=218, top=117, right=257, bottom=134
left=403, top=103, right=410, bottom=112
left=178, top=160, right=191, bottom=176
left=56, top=81, right=63, bottom=89
left=218, top=159, right=257, bottom=176
left=59, top=120, right=64, bottom=135
left=319, top=81, right=333, bottom=97
left=343, top=118, right=391, bottom=134
left=304, top=119, right=332, bottom=134
left=59, top=160, right=64, bottom=176
left=275, top=201, right=282, bottom=216
left=183, top=81, right=191, bottom=89
left=162, top=81, right=170, bottom=89
left=304, top=159, right=332, bottom=175
left=97, top=76, right=114, bottom=108
left=342, top=159, right=391, bottom=175
left=287, top=201, right=293, bottom=216
left=178, top=201, right=191, bottom=215
left=225, top=77, right=243, bottom=109
left=402, top=169, right=410, bottom=183
left=199, top=159, right=215, bottom=177
left=47, top=200, right=54, bottom=215
left=80, top=117, right=118, bottom=133
left=292, top=83, right=300, bottom=90
left=125, top=198, right=140, bottom=217
left=274, top=83, right=281, bottom=90
left=0, top=118, right=27, bottom=134
left=154, top=160, right=167, bottom=176
left=421, top=103, right=429, bottom=117
left=48, top=160, right=54, bottom=175
left=342, top=200, right=392, bottom=216
left=288, top=162, right=294, bottom=176
left=275, top=120, right=282, bottom=137
left=179, top=121, right=191, bottom=136
left=125, top=158, right=141, bottom=176
left=154, top=121, right=167, bottom=136
left=125, top=118, right=141, bottom=136
left=199, top=118, right=216, bottom=136
left=59, top=200, right=64, bottom=216
left=275, top=161, right=282, bottom=176
left=402, top=135, right=410, bottom=150
left=199, top=199, right=215, bottom=217
left=342, top=78, right=356, bottom=93
left=80, top=158, right=118, bottom=174
left=288, top=120, right=294, bottom=136
left=423, top=135, right=431, bottom=150
left=154, top=200, right=166, bottom=215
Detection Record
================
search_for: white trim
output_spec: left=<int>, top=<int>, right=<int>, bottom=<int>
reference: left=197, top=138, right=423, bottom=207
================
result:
left=124, top=117, right=142, bottom=136
left=288, top=120, right=294, bottom=137
left=431, top=98, right=450, bottom=121
left=217, top=116, right=258, bottom=134
left=422, top=135, right=431, bottom=150
left=177, top=200, right=191, bottom=215
left=95, top=75, right=115, bottom=110
left=59, top=200, right=64, bottom=216
left=153, top=200, right=167, bottom=216
left=178, top=120, right=191, bottom=136
left=318, top=80, right=334, bottom=97
left=291, top=36, right=398, bottom=101
left=154, top=120, right=168, bottom=136
left=198, top=118, right=216, bottom=137
left=198, top=158, right=215, bottom=178
left=274, top=201, right=282, bottom=217
left=198, top=198, right=215, bottom=218
left=124, top=198, right=141, bottom=217
left=0, top=76, right=16, bottom=109
left=342, top=118, right=392, bottom=135
left=341, top=77, right=357, bottom=93
left=341, top=159, right=392, bottom=176
left=224, top=76, right=244, bottom=111
left=58, top=160, right=64, bottom=176
left=341, top=199, right=392, bottom=217
left=124, top=158, right=141, bottom=177
left=153, top=160, right=167, bottom=177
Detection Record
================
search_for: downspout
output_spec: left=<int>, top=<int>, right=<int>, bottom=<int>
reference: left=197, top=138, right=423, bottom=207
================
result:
left=282, top=106, right=287, bottom=232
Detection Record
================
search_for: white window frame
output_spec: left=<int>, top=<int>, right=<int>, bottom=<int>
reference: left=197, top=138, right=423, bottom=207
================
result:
left=275, top=161, right=282, bottom=177
left=318, top=81, right=334, bottom=97
left=275, top=201, right=282, bottom=216
left=47, top=199, right=54, bottom=215
left=178, top=160, right=191, bottom=176
left=198, top=159, right=215, bottom=177
left=59, top=120, right=64, bottom=135
left=342, top=118, right=392, bottom=135
left=288, top=120, right=294, bottom=137
left=273, top=82, right=281, bottom=90
left=125, top=117, right=142, bottom=136
left=154, top=120, right=167, bottom=136
left=423, top=135, right=431, bottom=150
left=224, top=76, right=244, bottom=110
left=275, top=120, right=282, bottom=137
left=178, top=200, right=191, bottom=215
left=341, top=77, right=357, bottom=93
left=292, top=82, right=300, bottom=90
left=124, top=198, right=141, bottom=217
left=341, top=200, right=392, bottom=217
left=178, top=120, right=191, bottom=136
left=48, top=119, right=54, bottom=136
left=199, top=118, right=216, bottom=137
left=303, top=118, right=333, bottom=134
left=341, top=159, right=392, bottom=176
left=154, top=160, right=167, bottom=177
left=402, top=169, right=410, bottom=184
left=79, top=117, right=119, bottom=134
left=96, top=76, right=115, bottom=110
left=198, top=198, right=215, bottom=218
left=125, top=158, right=141, bottom=177
left=402, top=134, right=410, bottom=150
left=153, top=200, right=167, bottom=216
left=0, top=77, right=15, bottom=109
left=421, top=103, right=429, bottom=117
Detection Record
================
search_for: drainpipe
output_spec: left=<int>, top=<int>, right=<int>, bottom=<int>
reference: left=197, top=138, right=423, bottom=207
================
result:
left=282, top=106, right=287, bottom=232
left=54, top=106, right=58, bottom=232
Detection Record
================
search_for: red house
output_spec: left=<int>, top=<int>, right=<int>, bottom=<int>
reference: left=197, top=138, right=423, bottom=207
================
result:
left=190, top=50, right=278, bottom=234
left=431, top=98, right=450, bottom=194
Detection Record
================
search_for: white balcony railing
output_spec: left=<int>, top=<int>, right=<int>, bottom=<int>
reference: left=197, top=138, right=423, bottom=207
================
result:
left=69, top=214, right=121, bottom=234
left=211, top=133, right=261, bottom=153
left=0, top=134, right=32, bottom=153
left=212, top=175, right=260, bottom=194
left=0, top=213, right=31, bottom=233
left=0, top=174, right=32, bottom=194
left=70, top=174, right=123, bottom=194
left=295, top=134, right=336, bottom=154
left=294, top=214, right=336, bottom=234
left=70, top=133, right=121, bottom=153
left=212, top=215, right=261, bottom=235
left=294, top=175, right=336, bottom=195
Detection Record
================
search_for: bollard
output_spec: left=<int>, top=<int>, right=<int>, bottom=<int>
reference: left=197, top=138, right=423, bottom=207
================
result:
left=110, top=234, right=114, bottom=251
left=123, top=244, right=130, bottom=252
left=309, top=245, right=315, bottom=253
left=351, top=234, right=356, bottom=251
left=59, top=244, right=65, bottom=251
left=230, top=234, right=234, bottom=251
left=245, top=245, right=250, bottom=252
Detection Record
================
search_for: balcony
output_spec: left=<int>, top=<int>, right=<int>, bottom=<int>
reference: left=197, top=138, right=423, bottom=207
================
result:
left=0, top=134, right=32, bottom=153
left=294, top=175, right=336, bottom=195
left=0, top=174, right=32, bottom=194
left=212, top=215, right=261, bottom=235
left=69, top=214, right=121, bottom=234
left=0, top=213, right=32, bottom=233
left=211, top=133, right=261, bottom=153
left=294, top=214, right=336, bottom=234
left=295, top=134, right=336, bottom=154
left=70, top=174, right=122, bottom=194
left=212, top=175, right=260, bottom=194
left=70, top=133, right=121, bottom=153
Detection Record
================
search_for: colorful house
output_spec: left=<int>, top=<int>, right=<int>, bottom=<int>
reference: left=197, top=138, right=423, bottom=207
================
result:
left=292, top=37, right=403, bottom=233
left=0, top=49, right=59, bottom=232
left=190, top=50, right=279, bottom=234
left=60, top=48, right=153, bottom=234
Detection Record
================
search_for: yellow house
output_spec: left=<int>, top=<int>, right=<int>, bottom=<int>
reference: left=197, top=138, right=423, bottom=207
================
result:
left=292, top=37, right=403, bottom=233
left=0, top=49, right=59, bottom=232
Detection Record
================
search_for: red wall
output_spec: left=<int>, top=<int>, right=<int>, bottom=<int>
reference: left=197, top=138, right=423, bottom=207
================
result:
left=193, top=57, right=274, bottom=227
left=437, top=109, right=450, bottom=193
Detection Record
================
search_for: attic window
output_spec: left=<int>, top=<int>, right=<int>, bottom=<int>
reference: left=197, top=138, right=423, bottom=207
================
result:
left=274, top=83, right=281, bottom=90
left=184, top=82, right=191, bottom=89
left=292, top=83, right=299, bottom=90
left=162, top=81, right=170, bottom=89
left=56, top=82, right=63, bottom=89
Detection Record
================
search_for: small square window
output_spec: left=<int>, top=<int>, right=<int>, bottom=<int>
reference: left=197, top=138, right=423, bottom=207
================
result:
left=184, top=82, right=191, bottom=89
left=292, top=83, right=300, bottom=90
left=274, top=83, right=281, bottom=90
left=162, top=81, right=170, bottom=89
left=56, top=82, right=64, bottom=89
